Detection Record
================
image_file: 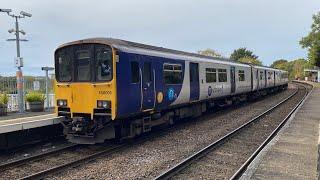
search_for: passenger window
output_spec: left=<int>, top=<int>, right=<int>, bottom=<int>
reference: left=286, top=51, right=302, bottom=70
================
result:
left=131, top=61, right=140, bottom=83
left=143, top=62, right=152, bottom=82
left=76, top=50, right=91, bottom=81
left=239, top=70, right=245, bottom=81
left=57, top=52, right=72, bottom=82
left=218, top=69, right=227, bottom=82
left=96, top=48, right=112, bottom=81
left=206, top=68, right=217, bottom=83
left=163, top=63, right=183, bottom=84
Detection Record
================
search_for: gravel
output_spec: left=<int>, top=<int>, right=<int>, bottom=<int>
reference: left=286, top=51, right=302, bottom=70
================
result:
left=0, top=142, right=118, bottom=179
left=0, top=138, right=71, bottom=164
left=46, top=86, right=297, bottom=180
left=173, top=84, right=308, bottom=179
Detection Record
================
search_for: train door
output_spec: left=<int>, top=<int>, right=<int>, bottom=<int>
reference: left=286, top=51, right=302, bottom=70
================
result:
left=274, top=71, right=276, bottom=86
left=230, top=66, right=236, bottom=93
left=264, top=70, right=267, bottom=87
left=141, top=61, right=155, bottom=110
left=250, top=67, right=253, bottom=91
left=256, top=69, right=259, bottom=89
left=189, top=62, right=199, bottom=101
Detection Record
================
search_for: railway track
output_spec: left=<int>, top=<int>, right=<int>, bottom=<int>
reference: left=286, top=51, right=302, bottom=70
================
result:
left=0, top=139, right=129, bottom=180
left=0, top=143, right=78, bottom=170
left=154, top=82, right=310, bottom=180
left=0, top=84, right=304, bottom=180
left=1, top=127, right=175, bottom=179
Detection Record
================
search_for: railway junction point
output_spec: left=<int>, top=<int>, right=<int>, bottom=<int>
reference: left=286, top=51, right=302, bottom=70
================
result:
left=241, top=81, right=320, bottom=179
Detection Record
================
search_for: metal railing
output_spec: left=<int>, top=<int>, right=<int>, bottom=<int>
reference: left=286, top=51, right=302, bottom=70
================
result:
left=0, top=76, right=54, bottom=94
left=6, top=93, right=55, bottom=112
left=0, top=76, right=55, bottom=112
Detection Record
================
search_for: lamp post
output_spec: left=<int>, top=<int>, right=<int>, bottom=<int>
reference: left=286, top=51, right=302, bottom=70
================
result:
left=41, top=67, right=54, bottom=111
left=0, top=9, right=32, bottom=113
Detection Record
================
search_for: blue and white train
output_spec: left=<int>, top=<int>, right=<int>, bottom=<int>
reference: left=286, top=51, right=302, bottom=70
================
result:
left=54, top=38, right=289, bottom=144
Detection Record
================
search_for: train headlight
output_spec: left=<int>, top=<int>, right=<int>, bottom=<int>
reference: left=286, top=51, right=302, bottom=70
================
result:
left=57, top=99, right=67, bottom=107
left=97, top=100, right=111, bottom=109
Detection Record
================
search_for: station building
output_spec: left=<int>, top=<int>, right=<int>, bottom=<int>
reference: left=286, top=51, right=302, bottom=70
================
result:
left=304, top=68, right=320, bottom=82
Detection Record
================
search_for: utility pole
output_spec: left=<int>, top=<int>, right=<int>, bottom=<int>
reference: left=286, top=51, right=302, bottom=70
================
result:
left=0, top=9, right=32, bottom=113
left=41, top=67, right=54, bottom=111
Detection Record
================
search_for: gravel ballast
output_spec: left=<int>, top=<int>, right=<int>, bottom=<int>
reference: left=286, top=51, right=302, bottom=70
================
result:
left=173, top=84, right=308, bottom=179
left=47, top=87, right=297, bottom=180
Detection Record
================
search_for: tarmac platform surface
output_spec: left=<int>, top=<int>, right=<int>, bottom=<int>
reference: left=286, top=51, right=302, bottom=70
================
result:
left=0, top=111, right=61, bottom=134
left=241, top=84, right=320, bottom=180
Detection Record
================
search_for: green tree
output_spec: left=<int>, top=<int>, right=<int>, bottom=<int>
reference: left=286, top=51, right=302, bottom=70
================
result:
left=270, top=59, right=289, bottom=70
left=198, top=48, right=222, bottom=58
left=238, top=57, right=262, bottom=65
left=300, top=12, right=320, bottom=67
left=287, top=59, right=311, bottom=79
left=230, top=48, right=258, bottom=61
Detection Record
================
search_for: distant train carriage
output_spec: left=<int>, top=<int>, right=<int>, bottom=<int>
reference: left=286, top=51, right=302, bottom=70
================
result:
left=54, top=38, right=288, bottom=144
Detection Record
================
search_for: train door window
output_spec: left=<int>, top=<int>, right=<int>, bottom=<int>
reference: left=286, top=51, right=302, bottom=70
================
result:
left=268, top=72, right=272, bottom=80
left=239, top=70, right=245, bottom=81
left=163, top=63, right=183, bottom=84
left=131, top=61, right=140, bottom=83
left=190, top=63, right=199, bottom=83
left=206, top=68, right=217, bottom=83
left=260, top=71, right=264, bottom=80
left=143, top=62, right=152, bottom=82
left=96, top=47, right=112, bottom=81
left=56, top=52, right=72, bottom=82
left=76, top=50, right=91, bottom=81
left=218, top=69, right=227, bottom=82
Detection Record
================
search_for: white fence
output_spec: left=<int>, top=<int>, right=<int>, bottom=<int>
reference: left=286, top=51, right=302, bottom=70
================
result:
left=7, top=94, right=55, bottom=112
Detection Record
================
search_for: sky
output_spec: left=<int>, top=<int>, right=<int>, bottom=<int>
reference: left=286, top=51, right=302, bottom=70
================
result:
left=0, top=0, right=319, bottom=76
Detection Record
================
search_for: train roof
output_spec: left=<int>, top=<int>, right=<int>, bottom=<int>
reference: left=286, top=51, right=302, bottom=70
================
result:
left=57, top=37, right=287, bottom=72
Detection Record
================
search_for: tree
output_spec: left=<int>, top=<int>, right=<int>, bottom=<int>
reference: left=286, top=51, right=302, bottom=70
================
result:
left=230, top=48, right=258, bottom=61
left=300, top=12, right=320, bottom=67
left=287, top=59, right=311, bottom=79
left=198, top=48, right=222, bottom=58
left=270, top=59, right=289, bottom=70
left=238, top=57, right=262, bottom=65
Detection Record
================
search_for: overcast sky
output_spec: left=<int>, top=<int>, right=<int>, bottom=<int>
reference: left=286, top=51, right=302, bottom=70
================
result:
left=0, top=0, right=319, bottom=76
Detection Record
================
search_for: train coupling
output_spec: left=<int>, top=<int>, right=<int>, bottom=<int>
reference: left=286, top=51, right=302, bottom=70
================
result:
left=71, top=117, right=89, bottom=133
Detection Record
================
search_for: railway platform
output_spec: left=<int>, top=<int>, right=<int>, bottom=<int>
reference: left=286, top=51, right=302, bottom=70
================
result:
left=241, top=83, right=320, bottom=180
left=0, top=111, right=63, bottom=149
left=0, top=112, right=61, bottom=134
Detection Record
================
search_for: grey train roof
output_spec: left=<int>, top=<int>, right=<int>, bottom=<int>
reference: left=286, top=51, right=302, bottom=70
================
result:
left=58, top=37, right=286, bottom=71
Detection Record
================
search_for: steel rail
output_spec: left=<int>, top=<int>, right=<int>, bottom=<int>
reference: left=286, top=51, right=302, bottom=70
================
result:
left=19, top=143, right=126, bottom=180
left=0, top=143, right=79, bottom=170
left=18, top=83, right=305, bottom=180
left=230, top=82, right=312, bottom=180
left=19, top=125, right=178, bottom=179
left=154, top=84, right=305, bottom=180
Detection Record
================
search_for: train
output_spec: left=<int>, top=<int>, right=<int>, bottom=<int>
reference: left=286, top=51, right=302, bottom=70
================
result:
left=54, top=38, right=289, bottom=144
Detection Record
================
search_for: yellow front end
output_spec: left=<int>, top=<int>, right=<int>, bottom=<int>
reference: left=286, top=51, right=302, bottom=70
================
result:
left=55, top=82, right=117, bottom=120
left=54, top=41, right=118, bottom=144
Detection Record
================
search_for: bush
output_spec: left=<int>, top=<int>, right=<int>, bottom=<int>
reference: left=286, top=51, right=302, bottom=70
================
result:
left=26, top=92, right=45, bottom=103
left=0, top=93, right=9, bottom=105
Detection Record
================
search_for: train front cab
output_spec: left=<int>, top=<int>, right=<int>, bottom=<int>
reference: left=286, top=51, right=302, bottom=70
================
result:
left=54, top=42, right=118, bottom=144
